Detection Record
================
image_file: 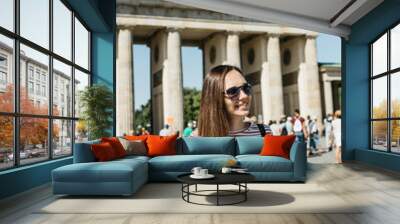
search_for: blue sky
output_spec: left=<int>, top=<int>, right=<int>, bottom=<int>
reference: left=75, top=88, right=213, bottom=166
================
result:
left=133, top=33, right=341, bottom=110
left=0, top=0, right=89, bottom=73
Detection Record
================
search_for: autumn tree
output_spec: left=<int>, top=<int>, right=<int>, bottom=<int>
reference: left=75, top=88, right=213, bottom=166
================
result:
left=0, top=85, right=13, bottom=150
left=372, top=99, right=400, bottom=143
left=0, top=84, right=59, bottom=152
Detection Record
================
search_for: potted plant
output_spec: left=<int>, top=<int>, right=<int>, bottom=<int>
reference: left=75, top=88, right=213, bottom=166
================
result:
left=79, top=84, right=113, bottom=140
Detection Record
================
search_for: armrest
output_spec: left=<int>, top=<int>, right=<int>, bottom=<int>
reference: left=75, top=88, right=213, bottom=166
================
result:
left=289, top=141, right=307, bottom=181
left=73, top=140, right=100, bottom=163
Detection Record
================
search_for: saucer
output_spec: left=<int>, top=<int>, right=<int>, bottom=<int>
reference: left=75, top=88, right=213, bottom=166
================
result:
left=190, top=174, right=215, bottom=179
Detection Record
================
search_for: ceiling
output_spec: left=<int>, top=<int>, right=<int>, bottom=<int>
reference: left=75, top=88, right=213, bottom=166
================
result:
left=164, top=0, right=384, bottom=38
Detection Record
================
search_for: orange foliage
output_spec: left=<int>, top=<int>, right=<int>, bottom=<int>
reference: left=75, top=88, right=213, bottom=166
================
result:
left=372, top=99, right=400, bottom=140
left=0, top=84, right=60, bottom=149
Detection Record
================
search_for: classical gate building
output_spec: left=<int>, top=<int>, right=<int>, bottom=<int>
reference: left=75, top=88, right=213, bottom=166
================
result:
left=116, top=0, right=341, bottom=135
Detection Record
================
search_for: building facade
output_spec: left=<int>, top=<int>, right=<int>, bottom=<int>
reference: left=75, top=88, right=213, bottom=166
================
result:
left=116, top=0, right=341, bottom=135
left=0, top=42, right=76, bottom=154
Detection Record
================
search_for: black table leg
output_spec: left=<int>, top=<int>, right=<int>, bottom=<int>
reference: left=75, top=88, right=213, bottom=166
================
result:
left=245, top=183, right=247, bottom=201
left=187, top=184, right=190, bottom=202
left=181, top=184, right=183, bottom=199
left=179, top=182, right=251, bottom=206
left=216, top=184, right=219, bottom=206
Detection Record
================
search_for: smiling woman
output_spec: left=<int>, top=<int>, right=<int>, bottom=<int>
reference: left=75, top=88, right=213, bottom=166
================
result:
left=197, top=65, right=271, bottom=137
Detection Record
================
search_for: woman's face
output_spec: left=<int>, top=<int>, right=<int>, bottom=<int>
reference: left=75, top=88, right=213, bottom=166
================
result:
left=224, top=69, right=252, bottom=118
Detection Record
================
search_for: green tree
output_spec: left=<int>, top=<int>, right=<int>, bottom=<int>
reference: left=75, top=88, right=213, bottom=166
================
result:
left=134, top=100, right=151, bottom=133
left=134, top=88, right=201, bottom=134
left=79, top=84, right=113, bottom=140
left=183, top=88, right=201, bottom=126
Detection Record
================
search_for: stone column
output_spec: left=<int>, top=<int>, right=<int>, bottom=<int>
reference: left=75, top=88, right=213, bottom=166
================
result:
left=298, top=35, right=322, bottom=122
left=163, top=28, right=184, bottom=133
left=225, top=32, right=241, bottom=68
left=116, top=28, right=134, bottom=136
left=260, top=34, right=284, bottom=123
left=323, top=76, right=334, bottom=115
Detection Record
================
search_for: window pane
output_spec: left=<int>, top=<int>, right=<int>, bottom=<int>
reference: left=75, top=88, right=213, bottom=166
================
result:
left=391, top=120, right=400, bottom=153
left=372, top=77, right=387, bottom=119
left=20, top=0, right=49, bottom=49
left=53, top=59, right=72, bottom=117
left=391, top=72, right=400, bottom=118
left=372, top=121, right=388, bottom=151
left=20, top=117, right=49, bottom=165
left=0, top=116, right=14, bottom=170
left=53, top=119, right=72, bottom=158
left=53, top=0, right=72, bottom=60
left=372, top=33, right=387, bottom=76
left=20, top=44, right=49, bottom=115
left=74, top=18, right=89, bottom=70
left=74, top=69, right=89, bottom=118
left=391, top=24, right=400, bottom=70
left=0, top=34, right=14, bottom=112
left=75, top=120, right=88, bottom=143
left=0, top=0, right=14, bottom=31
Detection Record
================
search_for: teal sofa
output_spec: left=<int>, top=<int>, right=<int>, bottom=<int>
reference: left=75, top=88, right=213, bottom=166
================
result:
left=52, top=136, right=306, bottom=196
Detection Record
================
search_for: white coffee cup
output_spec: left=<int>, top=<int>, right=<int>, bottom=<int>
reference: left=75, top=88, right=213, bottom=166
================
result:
left=200, top=169, right=208, bottom=176
left=221, top=167, right=232, bottom=174
left=191, top=167, right=202, bottom=176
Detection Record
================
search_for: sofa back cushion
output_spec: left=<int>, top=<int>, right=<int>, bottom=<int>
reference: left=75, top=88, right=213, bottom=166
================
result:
left=118, top=138, right=147, bottom=156
left=147, top=134, right=179, bottom=157
left=101, top=137, right=127, bottom=158
left=91, top=142, right=118, bottom=161
left=235, top=136, right=264, bottom=155
left=124, top=135, right=148, bottom=142
left=260, top=135, right=296, bottom=159
left=178, top=137, right=235, bottom=155
left=73, top=139, right=100, bottom=163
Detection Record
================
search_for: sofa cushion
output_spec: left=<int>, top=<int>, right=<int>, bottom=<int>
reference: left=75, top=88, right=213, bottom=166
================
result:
left=124, top=135, right=149, bottom=142
left=236, top=155, right=293, bottom=172
left=147, top=134, right=179, bottom=157
left=91, top=142, right=118, bottom=161
left=53, top=158, right=147, bottom=183
left=260, top=135, right=296, bottom=159
left=101, top=137, right=127, bottom=158
left=149, top=154, right=235, bottom=172
left=73, top=140, right=100, bottom=163
left=114, top=155, right=150, bottom=164
left=178, top=137, right=236, bottom=155
left=235, top=136, right=263, bottom=155
left=118, top=138, right=147, bottom=156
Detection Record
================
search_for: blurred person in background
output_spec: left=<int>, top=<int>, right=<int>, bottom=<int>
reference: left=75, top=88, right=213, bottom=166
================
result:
left=183, top=121, right=194, bottom=137
left=324, top=113, right=333, bottom=151
left=332, top=110, right=342, bottom=163
left=159, top=124, right=171, bottom=136
left=308, top=117, right=319, bottom=156
left=292, top=109, right=308, bottom=142
left=286, top=116, right=293, bottom=135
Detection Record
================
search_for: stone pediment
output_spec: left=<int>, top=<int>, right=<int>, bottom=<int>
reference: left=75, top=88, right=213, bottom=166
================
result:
left=117, top=0, right=264, bottom=23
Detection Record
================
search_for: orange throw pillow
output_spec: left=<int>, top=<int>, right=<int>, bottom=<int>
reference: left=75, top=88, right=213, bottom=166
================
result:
left=146, top=134, right=178, bottom=157
left=260, top=135, right=296, bottom=159
left=124, top=135, right=148, bottom=142
left=91, top=142, right=117, bottom=162
left=101, top=137, right=127, bottom=158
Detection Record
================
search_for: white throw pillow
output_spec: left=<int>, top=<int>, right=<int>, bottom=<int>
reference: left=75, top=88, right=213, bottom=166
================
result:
left=118, top=137, right=147, bottom=156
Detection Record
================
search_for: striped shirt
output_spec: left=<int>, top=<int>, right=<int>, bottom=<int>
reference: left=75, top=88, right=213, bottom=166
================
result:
left=228, top=122, right=272, bottom=137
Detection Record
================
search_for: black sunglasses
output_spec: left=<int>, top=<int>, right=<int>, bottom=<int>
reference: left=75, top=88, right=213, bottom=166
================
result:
left=224, top=83, right=252, bottom=98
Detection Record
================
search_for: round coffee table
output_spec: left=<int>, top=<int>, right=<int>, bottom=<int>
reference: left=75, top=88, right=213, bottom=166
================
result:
left=177, top=173, right=255, bottom=206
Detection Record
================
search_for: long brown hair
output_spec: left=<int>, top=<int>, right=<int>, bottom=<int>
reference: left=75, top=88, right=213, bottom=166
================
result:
left=197, top=65, right=243, bottom=136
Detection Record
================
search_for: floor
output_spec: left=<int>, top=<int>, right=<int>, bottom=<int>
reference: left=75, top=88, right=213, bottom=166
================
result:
left=1, top=148, right=400, bottom=223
